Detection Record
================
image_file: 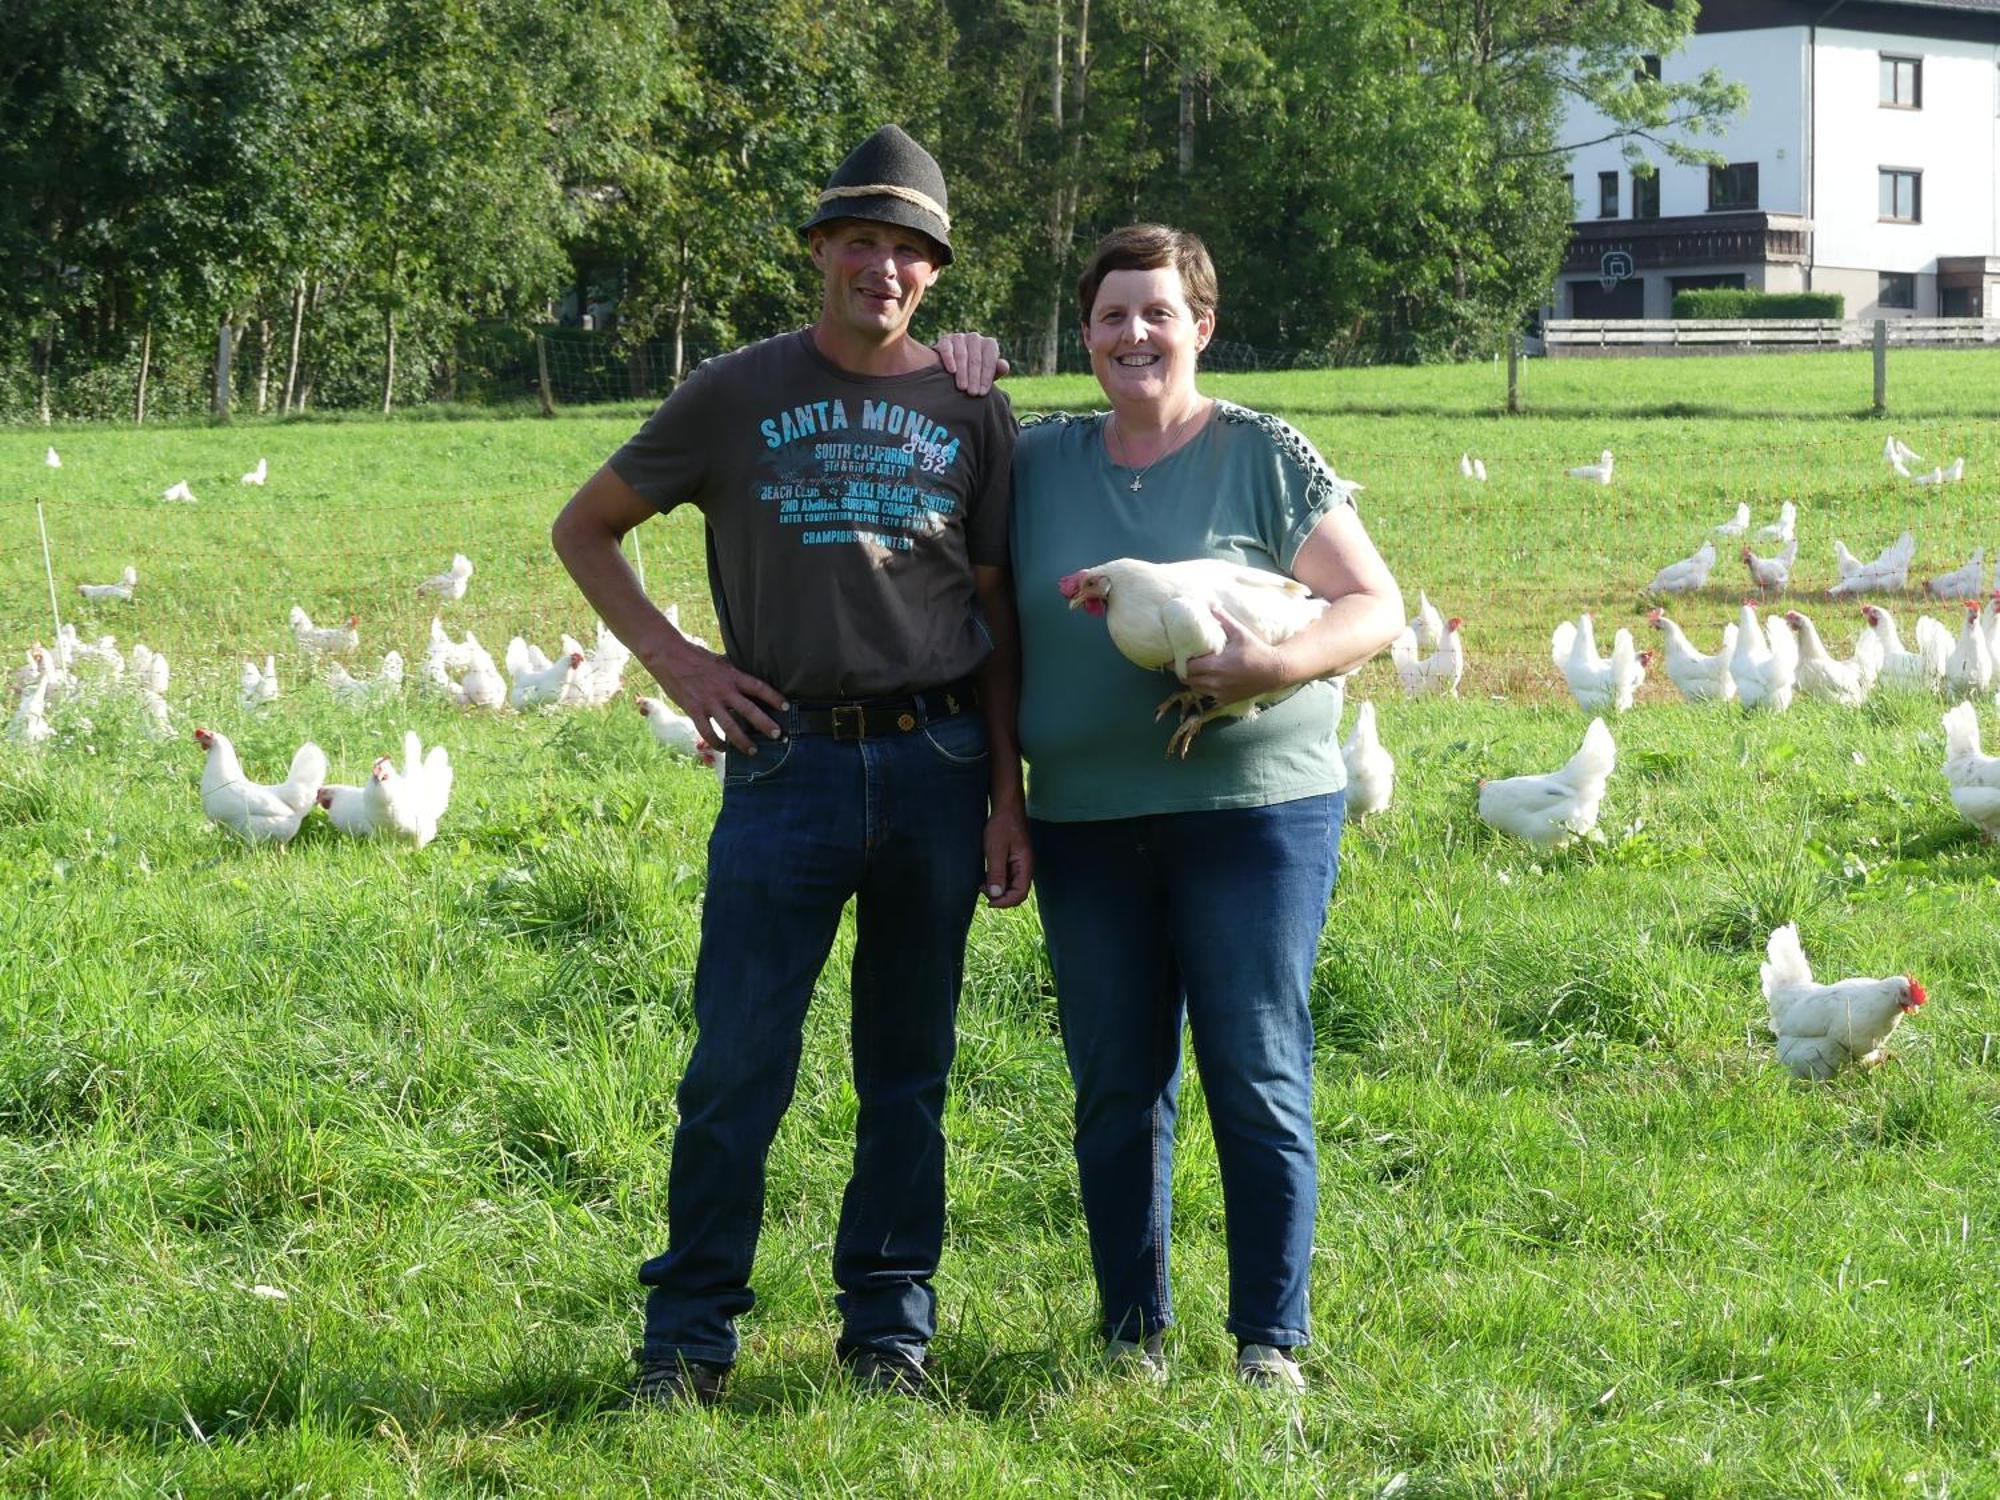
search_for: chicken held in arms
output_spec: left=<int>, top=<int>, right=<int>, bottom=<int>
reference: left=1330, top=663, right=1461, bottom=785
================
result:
left=1057, top=557, right=1335, bottom=758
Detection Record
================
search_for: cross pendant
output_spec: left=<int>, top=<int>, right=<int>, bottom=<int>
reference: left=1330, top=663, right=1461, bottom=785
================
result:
left=1128, top=475, right=1144, bottom=492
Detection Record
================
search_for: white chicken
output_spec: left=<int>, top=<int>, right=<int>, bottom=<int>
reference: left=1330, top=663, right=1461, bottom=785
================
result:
left=10, top=644, right=68, bottom=698
left=44, top=446, right=60, bottom=469
left=1884, top=435, right=1921, bottom=467
left=1928, top=548, right=1986, bottom=601
left=1730, top=602, right=1799, bottom=713
left=1859, top=604, right=1950, bottom=692
left=428, top=617, right=476, bottom=672
left=367, top=730, right=454, bottom=848
left=1711, top=503, right=1750, bottom=537
left=1409, top=591, right=1446, bottom=651
left=1943, top=456, right=1965, bottom=483
left=1755, top=501, right=1797, bottom=543
left=1741, top=539, right=1797, bottom=595
left=129, top=643, right=170, bottom=697
left=1781, top=609, right=1879, bottom=707
left=636, top=695, right=721, bottom=768
left=241, top=457, right=268, bottom=486
left=1985, top=592, right=2000, bottom=654
left=1458, top=453, right=1487, bottom=482
left=1944, top=601, right=1995, bottom=698
left=1911, top=465, right=1946, bottom=487
left=327, top=651, right=405, bottom=706
left=1646, top=540, right=1716, bottom=595
left=9, top=677, right=54, bottom=746
left=316, top=780, right=382, bottom=838
left=1057, top=557, right=1336, bottom=757
left=508, top=644, right=584, bottom=710
left=1478, top=717, right=1616, bottom=848
left=77, top=566, right=138, bottom=603
left=1646, top=609, right=1737, bottom=703
left=417, top=553, right=474, bottom=601
left=459, top=636, right=507, bottom=709
left=161, top=480, right=196, bottom=504
left=1826, top=531, right=1915, bottom=597
left=562, top=622, right=632, bottom=708
left=194, top=728, right=326, bottom=846
left=239, top=655, right=281, bottom=709
left=1941, top=702, right=2000, bottom=841
left=1566, top=450, right=1614, bottom=484
left=1762, top=924, right=1926, bottom=1081
left=1340, top=701, right=1394, bottom=818
left=1551, top=614, right=1651, bottom=713
left=289, top=606, right=359, bottom=655
left=1390, top=618, right=1465, bottom=699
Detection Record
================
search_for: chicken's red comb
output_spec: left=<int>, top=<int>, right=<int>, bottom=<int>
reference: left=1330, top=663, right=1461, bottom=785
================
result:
left=1446, top=617, right=1464, bottom=631
left=1906, top=976, right=1927, bottom=1006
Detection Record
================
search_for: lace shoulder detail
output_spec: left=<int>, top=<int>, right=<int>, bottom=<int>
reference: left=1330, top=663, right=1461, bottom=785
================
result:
left=1216, top=403, right=1351, bottom=510
left=1018, top=410, right=1100, bottom=431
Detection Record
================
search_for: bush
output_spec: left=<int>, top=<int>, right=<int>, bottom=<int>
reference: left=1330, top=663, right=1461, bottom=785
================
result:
left=1672, top=289, right=1844, bottom=319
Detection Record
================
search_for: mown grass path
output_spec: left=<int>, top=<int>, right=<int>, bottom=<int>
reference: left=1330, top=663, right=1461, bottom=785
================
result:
left=2, top=354, right=1996, bottom=1495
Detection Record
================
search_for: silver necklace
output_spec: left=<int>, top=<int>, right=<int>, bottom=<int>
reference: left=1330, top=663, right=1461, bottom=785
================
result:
left=1107, top=406, right=1203, bottom=492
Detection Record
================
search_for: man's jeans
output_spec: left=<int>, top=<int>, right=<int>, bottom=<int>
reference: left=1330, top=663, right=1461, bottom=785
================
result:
left=1028, top=793, right=1342, bottom=1350
left=639, top=705, right=989, bottom=1367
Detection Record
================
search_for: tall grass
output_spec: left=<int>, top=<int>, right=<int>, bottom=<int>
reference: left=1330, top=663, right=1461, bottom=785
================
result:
left=2, top=355, right=1997, bottom=1495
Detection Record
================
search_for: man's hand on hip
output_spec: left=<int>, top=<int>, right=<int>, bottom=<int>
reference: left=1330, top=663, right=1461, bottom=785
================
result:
left=649, top=643, right=787, bottom=755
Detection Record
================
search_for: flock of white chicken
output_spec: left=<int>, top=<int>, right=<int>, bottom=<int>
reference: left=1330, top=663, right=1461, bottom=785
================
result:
left=1053, top=439, right=1995, bottom=1081
left=10, top=526, right=720, bottom=853
left=20, top=437, right=1996, bottom=1080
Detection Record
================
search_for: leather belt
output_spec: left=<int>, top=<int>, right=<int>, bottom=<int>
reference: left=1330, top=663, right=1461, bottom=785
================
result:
left=790, top=679, right=980, bottom=741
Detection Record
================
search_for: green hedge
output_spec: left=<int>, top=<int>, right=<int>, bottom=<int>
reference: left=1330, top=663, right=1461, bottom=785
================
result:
left=1672, top=289, right=1845, bottom=319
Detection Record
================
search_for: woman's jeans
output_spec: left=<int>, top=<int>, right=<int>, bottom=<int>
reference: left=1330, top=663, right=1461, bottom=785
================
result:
left=1029, top=792, right=1342, bottom=1349
left=639, top=706, right=989, bottom=1367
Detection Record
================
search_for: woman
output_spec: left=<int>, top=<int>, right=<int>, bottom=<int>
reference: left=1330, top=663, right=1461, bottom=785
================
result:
left=1011, top=224, right=1403, bottom=1389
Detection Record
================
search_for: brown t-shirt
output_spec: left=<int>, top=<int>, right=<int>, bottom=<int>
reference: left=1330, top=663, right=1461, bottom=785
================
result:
left=608, top=329, right=1015, bottom=700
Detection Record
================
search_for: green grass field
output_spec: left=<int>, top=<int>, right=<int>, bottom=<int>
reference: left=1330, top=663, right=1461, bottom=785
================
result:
left=2, top=352, right=1998, bottom=1496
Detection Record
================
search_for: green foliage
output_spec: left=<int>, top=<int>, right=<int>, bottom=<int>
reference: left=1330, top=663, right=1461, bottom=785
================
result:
left=0, top=0, right=1748, bottom=418
left=1673, top=289, right=1847, bottom=319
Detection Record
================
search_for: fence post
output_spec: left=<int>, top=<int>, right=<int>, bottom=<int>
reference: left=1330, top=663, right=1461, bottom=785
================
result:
left=1506, top=335, right=1522, bottom=414
left=535, top=334, right=556, bottom=418
left=1872, top=318, right=1887, bottom=414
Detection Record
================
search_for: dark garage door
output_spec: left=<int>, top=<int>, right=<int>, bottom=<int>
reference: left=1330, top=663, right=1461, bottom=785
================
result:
left=1570, top=277, right=1644, bottom=318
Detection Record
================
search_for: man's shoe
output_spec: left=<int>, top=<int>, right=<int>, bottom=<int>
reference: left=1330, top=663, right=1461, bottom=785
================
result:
left=842, top=1347, right=938, bottom=1398
left=620, top=1348, right=729, bottom=1409
left=1236, top=1343, right=1305, bottom=1393
left=1101, top=1331, right=1168, bottom=1384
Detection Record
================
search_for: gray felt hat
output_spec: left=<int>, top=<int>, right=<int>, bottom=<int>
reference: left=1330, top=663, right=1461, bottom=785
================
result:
left=798, top=124, right=953, bottom=265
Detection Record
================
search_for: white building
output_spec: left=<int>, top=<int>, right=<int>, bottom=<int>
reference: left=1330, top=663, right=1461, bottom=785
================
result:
left=1556, top=0, right=2000, bottom=319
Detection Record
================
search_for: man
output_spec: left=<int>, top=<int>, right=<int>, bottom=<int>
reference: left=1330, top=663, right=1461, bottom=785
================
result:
left=550, top=124, right=1029, bottom=1406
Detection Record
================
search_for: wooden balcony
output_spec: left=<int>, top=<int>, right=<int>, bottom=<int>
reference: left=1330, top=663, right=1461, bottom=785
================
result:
left=1561, top=213, right=1812, bottom=274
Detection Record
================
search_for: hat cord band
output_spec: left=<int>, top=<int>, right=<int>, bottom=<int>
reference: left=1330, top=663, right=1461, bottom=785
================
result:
left=816, top=183, right=951, bottom=234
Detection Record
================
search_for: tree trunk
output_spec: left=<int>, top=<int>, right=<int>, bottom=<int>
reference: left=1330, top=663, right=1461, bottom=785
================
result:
left=255, top=317, right=271, bottom=413
left=381, top=306, right=396, bottom=415
left=1040, top=0, right=1090, bottom=376
left=213, top=313, right=235, bottom=422
left=35, top=323, right=54, bottom=425
left=134, top=319, right=152, bottom=426
left=282, top=280, right=305, bottom=413
left=1179, top=70, right=1195, bottom=176
left=297, top=280, right=321, bottom=411
left=672, top=259, right=692, bottom=386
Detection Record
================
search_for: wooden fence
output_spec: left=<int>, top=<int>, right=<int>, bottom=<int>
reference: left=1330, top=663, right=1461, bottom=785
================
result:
left=1543, top=317, right=2000, bottom=357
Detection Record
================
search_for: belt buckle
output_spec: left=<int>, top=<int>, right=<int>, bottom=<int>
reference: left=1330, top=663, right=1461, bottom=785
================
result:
left=831, top=704, right=865, bottom=742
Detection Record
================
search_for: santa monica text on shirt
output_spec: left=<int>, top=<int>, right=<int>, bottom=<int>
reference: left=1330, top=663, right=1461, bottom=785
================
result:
left=758, top=399, right=962, bottom=470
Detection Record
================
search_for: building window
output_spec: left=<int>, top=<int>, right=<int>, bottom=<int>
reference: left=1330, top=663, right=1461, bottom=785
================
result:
left=1879, top=272, right=1916, bottom=310
left=1632, top=172, right=1659, bottom=220
left=1879, top=168, right=1921, bottom=223
left=1598, top=171, right=1619, bottom=218
left=1708, top=162, right=1758, bottom=211
left=1636, top=55, right=1661, bottom=84
left=1880, top=55, right=1921, bottom=109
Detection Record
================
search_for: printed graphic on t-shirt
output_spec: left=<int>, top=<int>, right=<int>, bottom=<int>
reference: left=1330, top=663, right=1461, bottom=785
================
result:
left=755, top=397, right=965, bottom=561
